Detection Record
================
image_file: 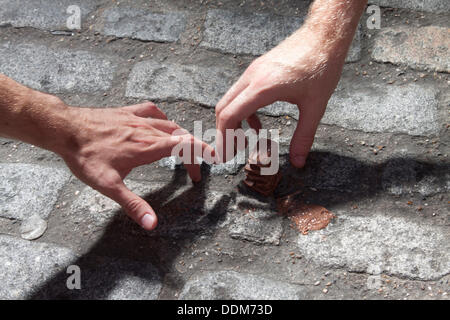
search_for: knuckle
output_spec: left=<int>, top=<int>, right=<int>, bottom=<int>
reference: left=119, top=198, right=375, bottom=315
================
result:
left=168, top=121, right=180, bottom=131
left=219, top=109, right=236, bottom=126
left=247, top=58, right=262, bottom=72
left=148, top=103, right=159, bottom=113
left=124, top=197, right=143, bottom=214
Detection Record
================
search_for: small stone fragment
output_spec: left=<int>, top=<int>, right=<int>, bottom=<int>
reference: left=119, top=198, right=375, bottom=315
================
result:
left=20, top=214, right=48, bottom=240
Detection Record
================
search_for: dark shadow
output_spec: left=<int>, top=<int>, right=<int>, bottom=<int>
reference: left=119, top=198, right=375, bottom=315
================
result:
left=27, top=164, right=234, bottom=299
left=26, top=151, right=448, bottom=299
left=278, top=152, right=448, bottom=208
left=239, top=151, right=449, bottom=211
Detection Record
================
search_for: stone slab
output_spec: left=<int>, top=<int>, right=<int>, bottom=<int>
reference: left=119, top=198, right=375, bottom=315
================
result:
left=179, top=271, right=307, bottom=300
left=297, top=214, right=450, bottom=280
left=126, top=60, right=238, bottom=107
left=381, top=158, right=450, bottom=196
left=228, top=196, right=282, bottom=245
left=322, top=83, right=440, bottom=136
left=368, top=0, right=450, bottom=13
left=266, top=82, right=440, bottom=137
left=100, top=7, right=186, bottom=42
left=372, top=26, right=450, bottom=73
left=0, top=163, right=70, bottom=221
left=201, top=9, right=361, bottom=62
left=0, top=0, right=98, bottom=30
left=0, top=42, right=117, bottom=93
left=0, top=235, right=162, bottom=299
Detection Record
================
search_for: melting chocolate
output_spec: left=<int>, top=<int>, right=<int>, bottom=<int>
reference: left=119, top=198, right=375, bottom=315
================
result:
left=277, top=193, right=335, bottom=235
left=288, top=204, right=335, bottom=235
left=243, top=139, right=281, bottom=196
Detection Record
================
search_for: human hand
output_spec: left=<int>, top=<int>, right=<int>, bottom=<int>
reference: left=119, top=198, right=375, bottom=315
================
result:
left=215, top=28, right=346, bottom=168
left=58, top=102, right=214, bottom=230
left=216, top=0, right=365, bottom=168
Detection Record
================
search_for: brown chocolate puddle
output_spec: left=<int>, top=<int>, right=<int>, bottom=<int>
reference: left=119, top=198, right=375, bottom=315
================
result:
left=277, top=192, right=335, bottom=235
left=242, top=140, right=334, bottom=234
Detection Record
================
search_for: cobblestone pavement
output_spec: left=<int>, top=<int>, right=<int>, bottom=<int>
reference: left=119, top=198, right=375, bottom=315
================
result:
left=0, top=0, right=449, bottom=300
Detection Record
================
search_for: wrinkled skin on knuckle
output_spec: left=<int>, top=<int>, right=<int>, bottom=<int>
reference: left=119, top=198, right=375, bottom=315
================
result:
left=123, top=197, right=144, bottom=215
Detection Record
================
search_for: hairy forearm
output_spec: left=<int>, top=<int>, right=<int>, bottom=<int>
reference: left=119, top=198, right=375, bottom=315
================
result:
left=0, top=74, right=75, bottom=154
left=274, top=0, right=367, bottom=71
left=304, top=0, right=367, bottom=56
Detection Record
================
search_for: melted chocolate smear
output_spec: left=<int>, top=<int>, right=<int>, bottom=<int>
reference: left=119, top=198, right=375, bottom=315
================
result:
left=277, top=193, right=335, bottom=235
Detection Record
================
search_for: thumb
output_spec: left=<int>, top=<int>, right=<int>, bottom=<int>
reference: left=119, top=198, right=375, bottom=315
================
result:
left=289, top=105, right=323, bottom=168
left=108, top=181, right=158, bottom=230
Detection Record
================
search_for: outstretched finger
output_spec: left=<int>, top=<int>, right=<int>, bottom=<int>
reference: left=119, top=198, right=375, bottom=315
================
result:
left=183, top=163, right=201, bottom=183
left=173, top=134, right=216, bottom=163
left=173, top=135, right=216, bottom=181
left=289, top=102, right=325, bottom=168
left=216, top=87, right=275, bottom=163
left=144, top=134, right=216, bottom=174
left=103, top=180, right=158, bottom=230
left=146, top=118, right=185, bottom=135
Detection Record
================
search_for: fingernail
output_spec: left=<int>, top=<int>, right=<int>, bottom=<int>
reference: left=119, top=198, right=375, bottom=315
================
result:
left=291, top=155, right=306, bottom=168
left=140, top=214, right=156, bottom=230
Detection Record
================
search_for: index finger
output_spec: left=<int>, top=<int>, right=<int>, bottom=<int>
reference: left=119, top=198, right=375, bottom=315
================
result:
left=163, top=134, right=217, bottom=180
left=216, top=87, right=275, bottom=162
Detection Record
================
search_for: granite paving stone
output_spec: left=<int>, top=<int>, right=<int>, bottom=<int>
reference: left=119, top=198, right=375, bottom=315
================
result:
left=0, top=42, right=117, bottom=94
left=180, top=271, right=307, bottom=300
left=261, top=82, right=440, bottom=137
left=297, top=214, right=450, bottom=280
left=372, top=26, right=450, bottom=73
left=201, top=9, right=361, bottom=62
left=0, top=235, right=162, bottom=299
left=201, top=9, right=304, bottom=56
left=228, top=195, right=283, bottom=245
left=0, top=0, right=99, bottom=30
left=0, top=163, right=70, bottom=221
left=368, top=0, right=450, bottom=13
left=100, top=7, right=186, bottom=42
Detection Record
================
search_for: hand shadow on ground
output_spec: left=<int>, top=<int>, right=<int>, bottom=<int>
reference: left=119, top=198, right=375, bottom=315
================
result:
left=25, top=151, right=448, bottom=299
left=27, top=164, right=235, bottom=300
left=238, top=151, right=449, bottom=212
